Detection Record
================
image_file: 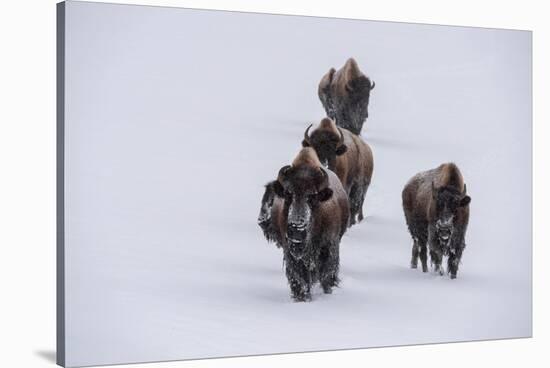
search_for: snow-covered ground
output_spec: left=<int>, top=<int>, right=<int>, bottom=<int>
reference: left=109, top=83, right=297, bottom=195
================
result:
left=63, top=2, right=531, bottom=366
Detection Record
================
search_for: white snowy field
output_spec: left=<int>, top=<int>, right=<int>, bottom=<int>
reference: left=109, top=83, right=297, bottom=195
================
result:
left=62, top=2, right=531, bottom=367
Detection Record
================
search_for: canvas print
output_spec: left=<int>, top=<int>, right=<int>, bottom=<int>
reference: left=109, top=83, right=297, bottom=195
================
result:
left=57, top=1, right=532, bottom=367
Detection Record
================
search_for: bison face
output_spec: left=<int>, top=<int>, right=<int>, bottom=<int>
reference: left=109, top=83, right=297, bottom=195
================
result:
left=302, top=124, right=347, bottom=170
left=273, top=165, right=333, bottom=258
left=257, top=181, right=276, bottom=232
left=432, top=183, right=471, bottom=246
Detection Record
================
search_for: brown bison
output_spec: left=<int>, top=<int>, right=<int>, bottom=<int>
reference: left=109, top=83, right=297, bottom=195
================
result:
left=268, top=147, right=349, bottom=301
left=402, top=163, right=471, bottom=279
left=302, top=117, right=373, bottom=226
left=318, top=57, right=375, bottom=135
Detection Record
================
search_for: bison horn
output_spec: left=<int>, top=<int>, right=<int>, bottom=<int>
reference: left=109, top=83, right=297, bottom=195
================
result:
left=431, top=181, right=437, bottom=199
left=337, top=127, right=345, bottom=146
left=303, top=124, right=313, bottom=145
left=318, top=167, right=329, bottom=190
left=278, top=165, right=291, bottom=182
left=463, top=183, right=467, bottom=194
left=370, top=80, right=376, bottom=90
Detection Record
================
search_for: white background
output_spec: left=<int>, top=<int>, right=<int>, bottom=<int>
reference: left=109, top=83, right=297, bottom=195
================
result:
left=0, top=1, right=547, bottom=368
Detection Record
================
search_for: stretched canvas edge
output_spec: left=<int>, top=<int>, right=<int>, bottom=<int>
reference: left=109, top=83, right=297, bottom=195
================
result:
left=56, top=1, right=66, bottom=367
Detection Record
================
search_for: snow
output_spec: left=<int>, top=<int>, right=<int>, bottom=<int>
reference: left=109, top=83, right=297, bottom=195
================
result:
left=63, top=2, right=531, bottom=367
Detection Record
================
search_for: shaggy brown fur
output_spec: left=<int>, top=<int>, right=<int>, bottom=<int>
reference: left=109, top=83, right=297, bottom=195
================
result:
left=268, top=148, right=350, bottom=301
left=318, top=58, right=375, bottom=135
left=257, top=181, right=285, bottom=247
left=303, top=118, right=374, bottom=225
left=292, top=146, right=323, bottom=168
left=402, top=163, right=471, bottom=279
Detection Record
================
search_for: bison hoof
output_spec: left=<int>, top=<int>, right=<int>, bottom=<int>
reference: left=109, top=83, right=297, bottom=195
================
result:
left=421, top=265, right=428, bottom=273
left=450, top=274, right=457, bottom=279
left=292, top=294, right=311, bottom=302
left=322, top=285, right=333, bottom=294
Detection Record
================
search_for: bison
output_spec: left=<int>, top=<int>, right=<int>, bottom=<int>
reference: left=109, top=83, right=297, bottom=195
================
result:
left=402, top=163, right=471, bottom=279
left=318, top=57, right=375, bottom=135
left=267, top=147, right=350, bottom=301
left=302, top=117, right=373, bottom=226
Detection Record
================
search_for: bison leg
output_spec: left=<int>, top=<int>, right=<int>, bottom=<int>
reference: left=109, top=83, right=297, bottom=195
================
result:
left=429, top=249, right=444, bottom=276
left=434, top=256, right=444, bottom=275
left=406, top=215, right=428, bottom=272
left=410, top=239, right=419, bottom=269
left=448, top=242, right=465, bottom=279
left=428, top=225, right=444, bottom=275
left=429, top=250, right=443, bottom=276
left=348, top=183, right=363, bottom=226
left=447, top=254, right=459, bottom=279
left=411, top=235, right=428, bottom=271
left=357, top=181, right=369, bottom=223
left=284, top=251, right=312, bottom=302
left=319, top=243, right=340, bottom=294
left=418, top=240, right=428, bottom=273
left=348, top=185, right=358, bottom=226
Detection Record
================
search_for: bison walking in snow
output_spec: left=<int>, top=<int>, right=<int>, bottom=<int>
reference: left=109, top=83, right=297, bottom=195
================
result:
left=318, top=57, right=375, bottom=135
left=402, top=163, right=471, bottom=279
left=267, top=147, right=349, bottom=301
left=302, top=117, right=373, bottom=226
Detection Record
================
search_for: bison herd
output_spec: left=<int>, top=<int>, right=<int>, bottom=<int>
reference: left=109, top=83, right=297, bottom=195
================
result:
left=257, top=58, right=472, bottom=301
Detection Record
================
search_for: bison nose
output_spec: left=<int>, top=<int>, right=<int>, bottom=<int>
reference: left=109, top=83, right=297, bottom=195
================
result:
left=288, top=220, right=307, bottom=230
left=437, top=221, right=450, bottom=229
left=437, top=217, right=453, bottom=226
left=437, top=225, right=452, bottom=241
left=287, top=223, right=307, bottom=243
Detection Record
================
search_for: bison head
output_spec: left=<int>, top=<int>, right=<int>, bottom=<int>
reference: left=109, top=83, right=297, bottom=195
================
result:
left=432, top=182, right=471, bottom=246
left=302, top=123, right=347, bottom=170
left=273, top=164, right=333, bottom=258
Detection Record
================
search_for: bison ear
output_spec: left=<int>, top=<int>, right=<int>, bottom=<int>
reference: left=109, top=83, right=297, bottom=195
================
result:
left=459, top=195, right=471, bottom=207
left=317, top=188, right=333, bottom=202
left=346, top=75, right=371, bottom=94
left=302, top=140, right=310, bottom=147
left=319, top=68, right=335, bottom=88
left=272, top=181, right=285, bottom=198
left=335, top=144, right=347, bottom=156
